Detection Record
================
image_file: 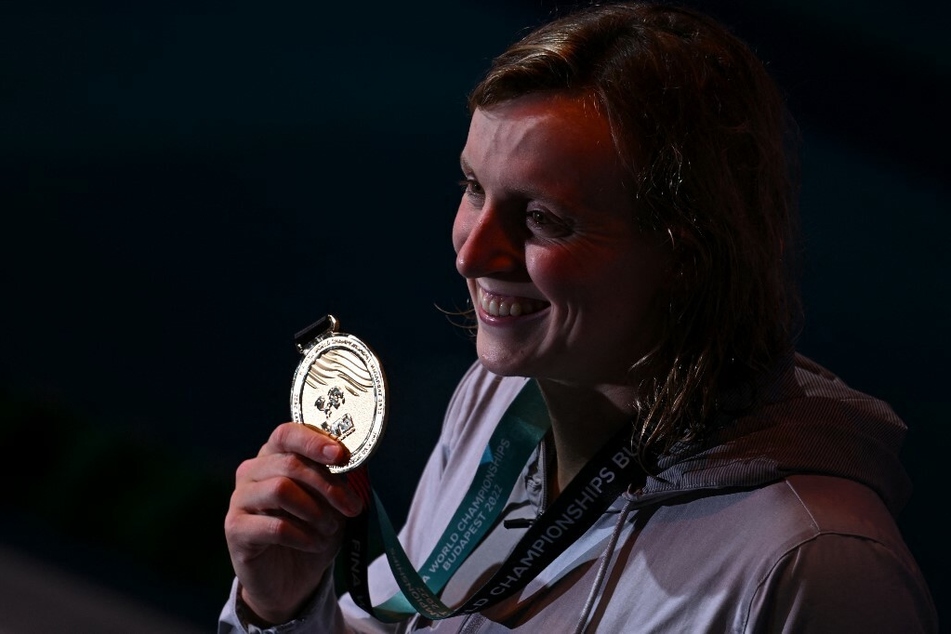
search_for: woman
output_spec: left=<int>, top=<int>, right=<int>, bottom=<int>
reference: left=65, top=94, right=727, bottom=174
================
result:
left=220, top=3, right=937, bottom=632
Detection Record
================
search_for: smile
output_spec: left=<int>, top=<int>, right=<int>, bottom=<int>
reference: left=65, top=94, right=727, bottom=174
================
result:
left=478, top=288, right=546, bottom=317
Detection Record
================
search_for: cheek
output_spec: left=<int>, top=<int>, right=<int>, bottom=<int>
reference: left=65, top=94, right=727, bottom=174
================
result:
left=524, top=248, right=587, bottom=303
left=526, top=242, right=601, bottom=288
left=533, top=243, right=666, bottom=316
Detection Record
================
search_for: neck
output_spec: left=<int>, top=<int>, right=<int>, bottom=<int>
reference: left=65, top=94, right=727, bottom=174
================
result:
left=536, top=379, right=636, bottom=496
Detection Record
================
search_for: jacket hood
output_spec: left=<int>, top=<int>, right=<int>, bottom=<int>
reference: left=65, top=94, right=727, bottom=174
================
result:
left=635, top=353, right=912, bottom=516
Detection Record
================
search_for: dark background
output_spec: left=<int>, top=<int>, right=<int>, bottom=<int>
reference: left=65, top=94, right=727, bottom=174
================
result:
left=1, top=0, right=947, bottom=631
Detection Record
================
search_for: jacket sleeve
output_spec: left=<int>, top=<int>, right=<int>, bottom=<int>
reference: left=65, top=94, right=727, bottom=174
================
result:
left=746, top=532, right=938, bottom=633
left=218, top=575, right=371, bottom=634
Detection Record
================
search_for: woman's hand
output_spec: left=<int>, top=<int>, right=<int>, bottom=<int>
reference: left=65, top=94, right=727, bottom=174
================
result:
left=224, top=422, right=365, bottom=625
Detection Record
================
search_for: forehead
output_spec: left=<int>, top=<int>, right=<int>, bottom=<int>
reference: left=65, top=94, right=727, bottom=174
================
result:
left=465, top=92, right=613, bottom=159
left=462, top=93, right=627, bottom=201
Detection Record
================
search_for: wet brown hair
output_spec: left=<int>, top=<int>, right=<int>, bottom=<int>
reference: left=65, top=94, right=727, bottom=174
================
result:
left=469, top=2, right=802, bottom=460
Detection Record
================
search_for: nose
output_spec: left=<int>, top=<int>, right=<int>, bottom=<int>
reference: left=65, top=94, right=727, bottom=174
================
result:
left=453, top=203, right=522, bottom=279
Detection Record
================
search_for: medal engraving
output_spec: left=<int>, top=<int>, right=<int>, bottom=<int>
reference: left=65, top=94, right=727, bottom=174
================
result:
left=290, top=316, right=387, bottom=473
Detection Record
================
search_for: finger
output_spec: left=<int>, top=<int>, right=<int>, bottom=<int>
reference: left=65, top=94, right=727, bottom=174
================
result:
left=226, top=508, right=342, bottom=556
left=235, top=453, right=364, bottom=518
left=259, top=422, right=350, bottom=467
left=232, top=473, right=347, bottom=535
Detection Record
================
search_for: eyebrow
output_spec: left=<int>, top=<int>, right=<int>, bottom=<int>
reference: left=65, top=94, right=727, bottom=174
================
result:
left=458, top=152, right=548, bottom=202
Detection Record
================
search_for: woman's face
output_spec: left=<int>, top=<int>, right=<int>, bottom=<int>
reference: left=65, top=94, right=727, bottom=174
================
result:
left=453, top=92, right=670, bottom=386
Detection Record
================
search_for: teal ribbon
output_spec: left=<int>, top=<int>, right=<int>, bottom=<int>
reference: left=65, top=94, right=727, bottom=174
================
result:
left=341, top=379, right=550, bottom=621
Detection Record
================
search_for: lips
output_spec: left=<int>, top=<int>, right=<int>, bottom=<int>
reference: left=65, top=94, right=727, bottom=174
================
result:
left=478, top=287, right=546, bottom=317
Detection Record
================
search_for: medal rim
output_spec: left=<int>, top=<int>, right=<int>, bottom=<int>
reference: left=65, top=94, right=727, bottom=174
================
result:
left=290, top=331, right=388, bottom=473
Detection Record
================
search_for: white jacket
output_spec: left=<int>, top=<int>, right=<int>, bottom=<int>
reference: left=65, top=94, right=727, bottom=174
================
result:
left=220, top=354, right=938, bottom=633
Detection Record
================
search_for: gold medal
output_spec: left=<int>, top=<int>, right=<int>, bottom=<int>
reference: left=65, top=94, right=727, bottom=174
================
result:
left=290, top=315, right=388, bottom=473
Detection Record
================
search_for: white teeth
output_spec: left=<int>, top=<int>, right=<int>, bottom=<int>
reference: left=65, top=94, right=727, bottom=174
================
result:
left=479, top=289, right=539, bottom=317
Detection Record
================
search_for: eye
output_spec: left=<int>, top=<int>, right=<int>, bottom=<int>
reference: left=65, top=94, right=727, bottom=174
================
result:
left=527, top=208, right=571, bottom=237
left=458, top=178, right=484, bottom=197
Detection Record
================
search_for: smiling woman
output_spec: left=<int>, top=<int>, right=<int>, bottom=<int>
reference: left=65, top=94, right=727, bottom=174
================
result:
left=454, top=94, right=670, bottom=397
left=218, top=3, right=938, bottom=633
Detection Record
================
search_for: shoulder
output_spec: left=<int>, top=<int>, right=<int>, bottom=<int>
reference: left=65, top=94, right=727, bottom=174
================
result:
left=745, top=476, right=937, bottom=632
left=638, top=475, right=906, bottom=573
left=625, top=476, right=937, bottom=631
left=693, top=475, right=919, bottom=571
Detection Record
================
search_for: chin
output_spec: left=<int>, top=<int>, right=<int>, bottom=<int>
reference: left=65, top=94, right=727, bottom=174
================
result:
left=476, top=355, right=521, bottom=378
left=475, top=340, right=534, bottom=378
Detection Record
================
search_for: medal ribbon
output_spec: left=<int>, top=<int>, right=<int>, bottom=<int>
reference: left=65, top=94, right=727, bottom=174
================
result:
left=336, top=380, right=644, bottom=622
left=336, top=380, right=548, bottom=618
left=374, top=380, right=550, bottom=615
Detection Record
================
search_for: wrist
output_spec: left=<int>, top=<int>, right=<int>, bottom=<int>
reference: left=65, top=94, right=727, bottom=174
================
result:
left=237, top=585, right=302, bottom=628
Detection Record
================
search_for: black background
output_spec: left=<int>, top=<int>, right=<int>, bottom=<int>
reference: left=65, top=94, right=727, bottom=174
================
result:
left=1, top=0, right=948, bottom=630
